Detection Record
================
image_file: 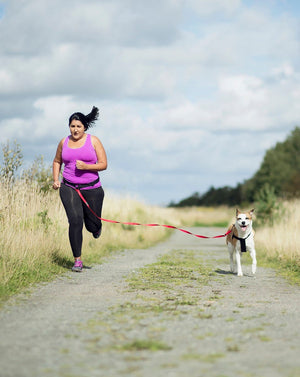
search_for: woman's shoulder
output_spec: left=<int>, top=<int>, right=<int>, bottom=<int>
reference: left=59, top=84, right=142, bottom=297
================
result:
left=60, top=136, right=69, bottom=144
left=90, top=134, right=102, bottom=146
left=56, top=136, right=69, bottom=150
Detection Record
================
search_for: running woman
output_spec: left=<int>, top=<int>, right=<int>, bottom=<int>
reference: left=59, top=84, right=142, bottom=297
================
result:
left=52, top=106, right=107, bottom=272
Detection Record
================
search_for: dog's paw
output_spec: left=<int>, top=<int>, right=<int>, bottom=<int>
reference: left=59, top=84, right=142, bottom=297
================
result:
left=237, top=272, right=243, bottom=277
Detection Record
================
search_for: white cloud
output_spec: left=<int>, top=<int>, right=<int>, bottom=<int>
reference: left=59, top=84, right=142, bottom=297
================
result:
left=188, top=0, right=241, bottom=16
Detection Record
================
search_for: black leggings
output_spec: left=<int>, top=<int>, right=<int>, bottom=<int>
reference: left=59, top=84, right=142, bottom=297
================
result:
left=59, top=184, right=104, bottom=258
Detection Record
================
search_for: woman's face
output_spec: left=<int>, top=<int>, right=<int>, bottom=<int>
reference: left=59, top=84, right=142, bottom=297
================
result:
left=69, top=120, right=85, bottom=140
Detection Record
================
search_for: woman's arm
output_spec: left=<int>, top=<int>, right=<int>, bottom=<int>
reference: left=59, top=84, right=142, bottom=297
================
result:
left=76, top=136, right=107, bottom=172
left=52, top=139, right=64, bottom=189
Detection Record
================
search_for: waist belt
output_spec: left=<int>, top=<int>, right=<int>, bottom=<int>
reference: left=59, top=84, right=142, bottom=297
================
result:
left=63, top=177, right=99, bottom=189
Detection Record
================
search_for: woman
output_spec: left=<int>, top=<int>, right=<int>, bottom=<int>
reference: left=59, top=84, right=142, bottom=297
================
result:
left=52, top=106, right=107, bottom=272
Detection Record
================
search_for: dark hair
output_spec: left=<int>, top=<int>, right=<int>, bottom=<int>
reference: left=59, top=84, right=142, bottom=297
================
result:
left=68, top=106, right=99, bottom=130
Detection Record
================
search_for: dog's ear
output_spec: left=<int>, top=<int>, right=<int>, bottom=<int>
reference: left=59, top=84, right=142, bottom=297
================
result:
left=236, top=208, right=240, bottom=217
left=250, top=208, right=255, bottom=215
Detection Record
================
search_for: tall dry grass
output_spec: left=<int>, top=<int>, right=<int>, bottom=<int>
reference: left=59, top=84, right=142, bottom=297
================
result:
left=0, top=182, right=173, bottom=300
left=255, top=199, right=300, bottom=264
left=0, top=181, right=67, bottom=296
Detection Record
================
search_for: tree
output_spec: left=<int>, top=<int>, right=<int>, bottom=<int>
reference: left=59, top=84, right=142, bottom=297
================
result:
left=170, top=126, right=300, bottom=207
left=243, top=127, right=300, bottom=201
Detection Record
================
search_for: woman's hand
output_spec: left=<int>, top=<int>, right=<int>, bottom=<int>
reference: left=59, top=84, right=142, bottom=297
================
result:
left=76, top=160, right=87, bottom=170
left=53, top=180, right=61, bottom=190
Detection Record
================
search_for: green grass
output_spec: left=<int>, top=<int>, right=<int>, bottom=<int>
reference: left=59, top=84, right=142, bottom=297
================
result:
left=116, top=339, right=172, bottom=352
left=226, top=344, right=240, bottom=352
left=258, top=254, right=300, bottom=285
left=127, top=249, right=213, bottom=292
left=0, top=254, right=66, bottom=304
left=182, top=352, right=225, bottom=363
left=192, top=221, right=229, bottom=227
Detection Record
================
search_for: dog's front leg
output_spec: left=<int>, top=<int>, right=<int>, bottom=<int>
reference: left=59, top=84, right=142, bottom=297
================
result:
left=228, top=243, right=235, bottom=273
left=235, top=250, right=243, bottom=276
left=250, top=248, right=257, bottom=275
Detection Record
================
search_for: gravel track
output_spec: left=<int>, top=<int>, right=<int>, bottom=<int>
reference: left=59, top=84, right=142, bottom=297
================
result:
left=0, top=227, right=299, bottom=377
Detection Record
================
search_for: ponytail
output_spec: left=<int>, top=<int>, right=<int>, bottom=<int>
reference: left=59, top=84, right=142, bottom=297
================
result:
left=68, top=106, right=99, bottom=130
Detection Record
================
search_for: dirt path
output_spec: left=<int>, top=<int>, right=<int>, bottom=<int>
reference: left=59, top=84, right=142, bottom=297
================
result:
left=0, top=227, right=299, bottom=377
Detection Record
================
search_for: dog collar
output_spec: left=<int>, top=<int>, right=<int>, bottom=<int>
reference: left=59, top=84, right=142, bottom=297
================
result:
left=232, top=232, right=251, bottom=252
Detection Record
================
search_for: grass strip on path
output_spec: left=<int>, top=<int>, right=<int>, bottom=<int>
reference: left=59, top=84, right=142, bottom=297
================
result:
left=79, top=249, right=216, bottom=355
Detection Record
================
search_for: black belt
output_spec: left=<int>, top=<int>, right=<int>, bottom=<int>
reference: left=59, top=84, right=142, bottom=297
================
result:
left=63, top=177, right=99, bottom=189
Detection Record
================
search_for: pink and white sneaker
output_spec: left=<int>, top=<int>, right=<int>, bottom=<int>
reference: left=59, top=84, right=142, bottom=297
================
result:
left=72, top=260, right=83, bottom=272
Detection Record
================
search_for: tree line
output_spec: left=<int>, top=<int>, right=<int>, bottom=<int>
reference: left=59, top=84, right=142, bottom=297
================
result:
left=169, top=126, right=300, bottom=207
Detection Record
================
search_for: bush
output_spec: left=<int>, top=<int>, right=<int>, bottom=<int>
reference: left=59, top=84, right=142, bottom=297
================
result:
left=254, top=183, right=284, bottom=226
left=0, top=140, right=23, bottom=184
left=22, top=155, right=53, bottom=193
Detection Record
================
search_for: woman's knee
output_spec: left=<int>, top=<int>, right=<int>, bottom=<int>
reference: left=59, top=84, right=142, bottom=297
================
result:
left=68, top=215, right=84, bottom=229
left=85, top=219, right=101, bottom=233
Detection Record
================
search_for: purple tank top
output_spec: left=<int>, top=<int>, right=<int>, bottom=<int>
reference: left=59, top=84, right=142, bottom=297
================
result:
left=62, top=134, right=101, bottom=189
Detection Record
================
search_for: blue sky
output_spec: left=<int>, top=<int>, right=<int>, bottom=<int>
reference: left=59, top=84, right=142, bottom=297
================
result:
left=0, top=0, right=299, bottom=205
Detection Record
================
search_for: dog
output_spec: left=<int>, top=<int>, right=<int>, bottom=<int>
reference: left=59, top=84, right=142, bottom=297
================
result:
left=226, top=209, right=257, bottom=276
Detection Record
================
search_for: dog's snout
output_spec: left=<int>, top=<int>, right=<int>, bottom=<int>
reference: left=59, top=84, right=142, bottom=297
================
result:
left=242, top=221, right=245, bottom=225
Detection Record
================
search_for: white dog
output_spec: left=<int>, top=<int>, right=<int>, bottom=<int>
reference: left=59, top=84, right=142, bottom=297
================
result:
left=226, top=209, right=257, bottom=276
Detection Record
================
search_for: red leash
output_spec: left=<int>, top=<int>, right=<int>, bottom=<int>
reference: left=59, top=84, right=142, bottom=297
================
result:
left=76, top=188, right=231, bottom=239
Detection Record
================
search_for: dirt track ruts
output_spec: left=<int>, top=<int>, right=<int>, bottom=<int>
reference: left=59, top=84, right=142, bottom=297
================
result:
left=0, top=227, right=299, bottom=377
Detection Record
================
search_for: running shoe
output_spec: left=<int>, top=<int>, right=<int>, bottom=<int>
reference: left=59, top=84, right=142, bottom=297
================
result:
left=72, top=260, right=83, bottom=272
left=93, top=227, right=102, bottom=239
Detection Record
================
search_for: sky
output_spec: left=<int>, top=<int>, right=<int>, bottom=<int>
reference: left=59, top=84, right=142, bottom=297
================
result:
left=0, top=0, right=299, bottom=206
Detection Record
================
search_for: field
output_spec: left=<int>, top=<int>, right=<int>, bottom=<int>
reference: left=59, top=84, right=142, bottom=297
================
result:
left=254, top=199, right=300, bottom=281
left=0, top=181, right=299, bottom=303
